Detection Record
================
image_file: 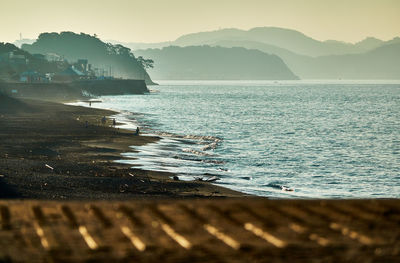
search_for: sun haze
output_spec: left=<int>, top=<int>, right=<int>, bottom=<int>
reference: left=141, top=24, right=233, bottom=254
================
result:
left=1, top=0, right=399, bottom=43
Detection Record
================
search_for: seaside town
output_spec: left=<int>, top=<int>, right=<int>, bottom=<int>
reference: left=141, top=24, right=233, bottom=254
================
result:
left=0, top=49, right=113, bottom=83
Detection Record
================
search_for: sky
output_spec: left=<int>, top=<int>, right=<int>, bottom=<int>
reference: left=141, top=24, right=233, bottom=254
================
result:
left=1, top=0, right=400, bottom=44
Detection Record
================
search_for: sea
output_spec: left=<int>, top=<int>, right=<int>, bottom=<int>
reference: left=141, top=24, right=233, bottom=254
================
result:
left=74, top=80, right=400, bottom=198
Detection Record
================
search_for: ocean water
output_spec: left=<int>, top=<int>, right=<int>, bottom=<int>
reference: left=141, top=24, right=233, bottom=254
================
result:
left=79, top=80, right=400, bottom=198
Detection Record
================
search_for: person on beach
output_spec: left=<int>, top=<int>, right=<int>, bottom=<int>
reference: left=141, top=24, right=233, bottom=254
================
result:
left=134, top=127, right=140, bottom=135
left=101, top=116, right=106, bottom=125
left=112, top=118, right=116, bottom=128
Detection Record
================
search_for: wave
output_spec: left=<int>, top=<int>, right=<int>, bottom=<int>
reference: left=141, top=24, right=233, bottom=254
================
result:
left=264, top=181, right=295, bottom=192
left=182, top=148, right=212, bottom=156
left=155, top=131, right=222, bottom=142
left=201, top=141, right=219, bottom=151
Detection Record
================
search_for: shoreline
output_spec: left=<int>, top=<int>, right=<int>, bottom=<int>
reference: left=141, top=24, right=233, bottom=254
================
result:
left=0, top=94, right=247, bottom=200
left=70, top=98, right=231, bottom=183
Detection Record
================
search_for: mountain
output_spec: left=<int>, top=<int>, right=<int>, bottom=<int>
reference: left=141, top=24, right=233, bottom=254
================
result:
left=353, top=37, right=384, bottom=51
left=129, top=27, right=389, bottom=57
left=22, top=32, right=155, bottom=84
left=108, top=27, right=400, bottom=80
left=215, top=40, right=400, bottom=79
left=174, top=27, right=334, bottom=57
left=169, top=28, right=400, bottom=79
left=309, top=42, right=400, bottom=79
left=134, top=45, right=298, bottom=80
left=209, top=40, right=312, bottom=77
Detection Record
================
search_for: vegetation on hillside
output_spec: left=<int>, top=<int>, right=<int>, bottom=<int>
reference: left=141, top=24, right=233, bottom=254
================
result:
left=22, top=32, right=155, bottom=83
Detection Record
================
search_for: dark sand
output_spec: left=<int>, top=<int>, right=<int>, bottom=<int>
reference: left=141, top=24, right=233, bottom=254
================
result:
left=0, top=94, right=243, bottom=199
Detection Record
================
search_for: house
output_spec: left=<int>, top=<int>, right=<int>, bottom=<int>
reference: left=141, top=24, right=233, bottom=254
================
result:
left=19, top=71, right=49, bottom=83
left=45, top=53, right=64, bottom=62
left=33, top=54, right=46, bottom=60
left=53, top=66, right=85, bottom=82
left=76, top=59, right=89, bottom=73
left=9, top=52, right=27, bottom=65
left=0, top=53, right=9, bottom=64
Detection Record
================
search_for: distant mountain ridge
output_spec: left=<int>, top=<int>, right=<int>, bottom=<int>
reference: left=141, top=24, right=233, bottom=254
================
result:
left=116, top=27, right=395, bottom=57
left=115, top=27, right=400, bottom=80
left=134, top=45, right=298, bottom=80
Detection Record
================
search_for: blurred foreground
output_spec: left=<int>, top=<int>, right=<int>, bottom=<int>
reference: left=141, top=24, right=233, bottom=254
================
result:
left=0, top=199, right=399, bottom=262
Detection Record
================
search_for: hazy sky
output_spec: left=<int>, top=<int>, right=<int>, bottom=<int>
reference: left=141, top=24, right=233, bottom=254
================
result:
left=1, top=0, right=399, bottom=43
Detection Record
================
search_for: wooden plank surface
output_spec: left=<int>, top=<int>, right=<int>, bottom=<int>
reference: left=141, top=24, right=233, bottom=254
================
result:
left=0, top=199, right=399, bottom=262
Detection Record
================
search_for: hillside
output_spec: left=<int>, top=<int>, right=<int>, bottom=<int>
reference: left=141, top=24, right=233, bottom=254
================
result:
left=219, top=40, right=400, bottom=79
left=181, top=35, right=400, bottom=79
left=22, top=32, right=155, bottom=84
left=309, top=42, right=400, bottom=79
left=209, top=40, right=312, bottom=77
left=0, top=42, right=69, bottom=81
left=134, top=45, right=298, bottom=80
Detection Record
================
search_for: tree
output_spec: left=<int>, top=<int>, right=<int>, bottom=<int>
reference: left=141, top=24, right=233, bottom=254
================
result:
left=137, top=56, right=154, bottom=69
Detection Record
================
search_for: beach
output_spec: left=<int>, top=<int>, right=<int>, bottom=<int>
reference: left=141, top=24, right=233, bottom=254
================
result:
left=0, top=94, right=243, bottom=199
left=1, top=93, right=399, bottom=262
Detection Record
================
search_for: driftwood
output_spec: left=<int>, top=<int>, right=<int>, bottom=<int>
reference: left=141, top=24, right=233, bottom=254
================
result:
left=45, top=164, right=54, bottom=170
left=195, top=176, right=220, bottom=182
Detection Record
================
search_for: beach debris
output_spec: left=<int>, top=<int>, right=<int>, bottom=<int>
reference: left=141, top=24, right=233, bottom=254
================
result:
left=119, top=184, right=129, bottom=193
left=210, top=191, right=220, bottom=197
left=129, top=173, right=135, bottom=177
left=281, top=186, right=294, bottom=192
left=45, top=164, right=54, bottom=170
left=195, top=176, right=220, bottom=182
left=173, top=176, right=179, bottom=181
left=0, top=174, right=4, bottom=178
left=239, top=176, right=252, bottom=180
left=206, top=176, right=220, bottom=182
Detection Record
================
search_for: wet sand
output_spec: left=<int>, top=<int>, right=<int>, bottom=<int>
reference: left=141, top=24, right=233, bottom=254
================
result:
left=0, top=94, right=244, bottom=199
